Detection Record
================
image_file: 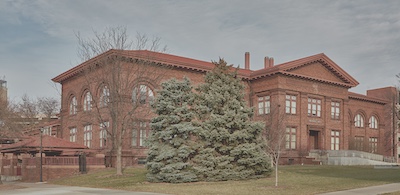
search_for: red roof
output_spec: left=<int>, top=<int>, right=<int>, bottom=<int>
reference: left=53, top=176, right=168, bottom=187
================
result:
left=348, top=92, right=388, bottom=105
left=52, top=50, right=252, bottom=83
left=0, top=135, right=87, bottom=152
left=52, top=50, right=359, bottom=89
left=251, top=53, right=359, bottom=88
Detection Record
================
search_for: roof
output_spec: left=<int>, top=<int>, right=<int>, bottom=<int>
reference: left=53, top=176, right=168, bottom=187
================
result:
left=52, top=49, right=252, bottom=83
left=52, top=50, right=358, bottom=88
left=251, top=53, right=359, bottom=88
left=348, top=92, right=388, bottom=105
left=0, top=135, right=87, bottom=153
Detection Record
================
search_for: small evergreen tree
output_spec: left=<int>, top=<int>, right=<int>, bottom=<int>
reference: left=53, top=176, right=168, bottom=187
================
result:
left=192, top=59, right=272, bottom=181
left=146, top=77, right=199, bottom=183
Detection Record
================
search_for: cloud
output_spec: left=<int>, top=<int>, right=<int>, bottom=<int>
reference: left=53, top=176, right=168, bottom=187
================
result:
left=0, top=0, right=399, bottom=100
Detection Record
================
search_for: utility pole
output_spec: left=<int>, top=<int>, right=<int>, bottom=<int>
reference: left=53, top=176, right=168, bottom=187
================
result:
left=40, top=128, right=43, bottom=182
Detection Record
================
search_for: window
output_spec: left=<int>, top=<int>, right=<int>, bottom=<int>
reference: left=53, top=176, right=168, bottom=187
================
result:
left=100, top=121, right=109, bottom=148
left=42, top=127, right=52, bottom=136
left=139, top=122, right=147, bottom=146
left=100, top=85, right=110, bottom=107
left=285, top=127, right=296, bottom=150
left=258, top=96, right=270, bottom=115
left=84, top=124, right=92, bottom=148
left=132, top=85, right=154, bottom=105
left=331, top=130, right=340, bottom=150
left=69, top=127, right=77, bottom=142
left=369, top=137, right=378, bottom=153
left=285, top=95, right=296, bottom=114
left=69, top=96, right=77, bottom=115
left=83, top=91, right=92, bottom=111
left=354, top=114, right=364, bottom=127
left=369, top=116, right=378, bottom=129
left=131, top=127, right=137, bottom=147
left=308, top=98, right=321, bottom=117
left=132, top=121, right=149, bottom=147
left=331, top=101, right=340, bottom=120
left=354, top=136, right=364, bottom=151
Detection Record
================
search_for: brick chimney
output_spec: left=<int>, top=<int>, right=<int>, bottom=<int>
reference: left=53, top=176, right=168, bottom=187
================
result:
left=269, top=57, right=274, bottom=67
left=264, top=57, right=270, bottom=69
left=264, top=56, right=274, bottom=68
left=245, top=52, right=250, bottom=70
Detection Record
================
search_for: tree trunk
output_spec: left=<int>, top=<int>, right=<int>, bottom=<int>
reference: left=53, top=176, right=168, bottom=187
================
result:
left=116, top=138, right=123, bottom=175
left=275, top=162, right=278, bottom=187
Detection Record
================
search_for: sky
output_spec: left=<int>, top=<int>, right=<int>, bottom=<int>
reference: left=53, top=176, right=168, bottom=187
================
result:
left=1, top=0, right=399, bottom=102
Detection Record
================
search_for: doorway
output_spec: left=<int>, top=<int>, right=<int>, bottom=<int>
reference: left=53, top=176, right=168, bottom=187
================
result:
left=309, top=130, right=319, bottom=150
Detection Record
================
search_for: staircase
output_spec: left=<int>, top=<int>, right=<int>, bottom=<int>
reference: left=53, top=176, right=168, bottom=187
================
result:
left=307, top=150, right=398, bottom=166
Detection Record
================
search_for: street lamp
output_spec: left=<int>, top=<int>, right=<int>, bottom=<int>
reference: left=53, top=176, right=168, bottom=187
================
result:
left=40, top=127, right=43, bottom=182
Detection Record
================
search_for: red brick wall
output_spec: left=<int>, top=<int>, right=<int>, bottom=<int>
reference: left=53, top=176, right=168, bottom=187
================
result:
left=56, top=54, right=396, bottom=165
left=21, top=157, right=105, bottom=182
left=251, top=73, right=393, bottom=162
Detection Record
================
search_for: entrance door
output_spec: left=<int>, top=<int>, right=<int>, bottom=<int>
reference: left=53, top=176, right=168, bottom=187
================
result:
left=309, top=130, right=319, bottom=150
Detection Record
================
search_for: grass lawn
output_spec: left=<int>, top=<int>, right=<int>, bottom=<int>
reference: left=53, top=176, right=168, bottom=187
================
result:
left=50, top=165, right=400, bottom=195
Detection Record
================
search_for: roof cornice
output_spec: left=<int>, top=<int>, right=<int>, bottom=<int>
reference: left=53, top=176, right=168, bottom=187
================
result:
left=250, top=53, right=359, bottom=87
left=52, top=50, right=358, bottom=88
left=348, top=92, right=388, bottom=105
left=52, top=49, right=252, bottom=83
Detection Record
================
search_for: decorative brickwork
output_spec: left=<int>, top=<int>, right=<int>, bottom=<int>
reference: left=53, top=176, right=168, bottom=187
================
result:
left=52, top=50, right=399, bottom=165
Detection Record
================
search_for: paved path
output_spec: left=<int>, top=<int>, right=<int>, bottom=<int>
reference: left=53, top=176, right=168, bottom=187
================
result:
left=2, top=181, right=400, bottom=195
left=0, top=182, right=169, bottom=195
left=319, top=183, right=400, bottom=195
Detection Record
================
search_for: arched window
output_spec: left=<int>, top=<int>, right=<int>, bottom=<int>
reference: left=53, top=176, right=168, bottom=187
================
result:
left=354, top=114, right=364, bottom=127
left=83, top=91, right=92, bottom=111
left=100, top=85, right=110, bottom=107
left=369, top=116, right=378, bottom=129
left=132, top=84, right=154, bottom=105
left=69, top=96, right=77, bottom=115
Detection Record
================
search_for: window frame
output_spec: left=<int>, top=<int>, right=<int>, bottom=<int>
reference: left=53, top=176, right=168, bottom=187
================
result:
left=285, top=127, right=296, bottom=150
left=354, top=136, right=364, bottom=151
left=83, top=91, right=92, bottom=111
left=331, top=101, right=340, bottom=120
left=69, top=127, right=77, bottom=142
left=131, top=121, right=150, bottom=147
left=354, top=114, right=364, bottom=128
left=257, top=95, right=270, bottom=115
left=69, top=96, right=77, bottom=115
left=369, top=116, right=378, bottom=129
left=331, top=130, right=340, bottom=150
left=308, top=98, right=322, bottom=117
left=100, top=85, right=110, bottom=107
left=369, top=137, right=378, bottom=153
left=42, top=127, right=52, bottom=136
left=84, top=124, right=92, bottom=148
left=285, top=95, right=297, bottom=114
left=100, top=121, right=109, bottom=148
left=132, top=84, right=154, bottom=105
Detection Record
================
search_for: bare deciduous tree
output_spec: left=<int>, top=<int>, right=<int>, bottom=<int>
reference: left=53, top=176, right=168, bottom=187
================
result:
left=38, top=97, right=60, bottom=119
left=0, top=100, right=24, bottom=138
left=74, top=26, right=167, bottom=175
left=263, top=105, right=287, bottom=187
left=17, top=94, right=39, bottom=119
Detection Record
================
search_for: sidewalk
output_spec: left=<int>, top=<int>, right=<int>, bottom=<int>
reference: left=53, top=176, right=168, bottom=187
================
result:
left=0, top=182, right=169, bottom=195
left=319, top=183, right=400, bottom=195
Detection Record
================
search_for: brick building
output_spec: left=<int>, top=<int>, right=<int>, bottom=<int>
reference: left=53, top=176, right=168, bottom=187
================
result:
left=52, top=49, right=399, bottom=166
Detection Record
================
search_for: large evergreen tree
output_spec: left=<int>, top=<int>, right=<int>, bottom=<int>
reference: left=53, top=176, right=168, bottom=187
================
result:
left=192, top=59, right=272, bottom=181
left=146, top=77, right=199, bottom=183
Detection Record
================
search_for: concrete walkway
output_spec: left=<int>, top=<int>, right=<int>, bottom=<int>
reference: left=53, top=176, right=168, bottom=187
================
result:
left=319, top=183, right=400, bottom=195
left=0, top=182, right=169, bottom=195
left=2, top=181, right=400, bottom=195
